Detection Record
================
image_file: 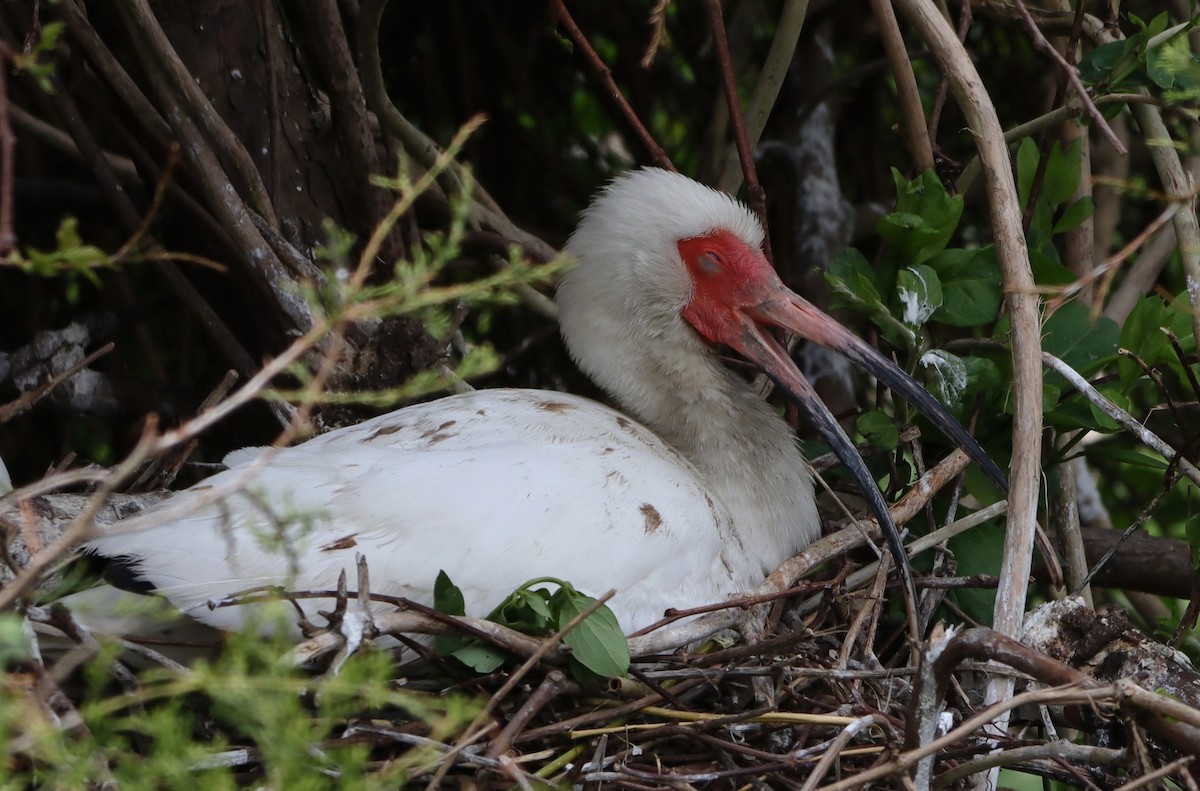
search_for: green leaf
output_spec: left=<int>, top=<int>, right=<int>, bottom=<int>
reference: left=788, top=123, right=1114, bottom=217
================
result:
left=1042, top=382, right=1061, bottom=416
left=826, top=248, right=885, bottom=312
left=895, top=265, right=943, bottom=329
left=1042, top=140, right=1082, bottom=209
left=1089, top=447, right=1168, bottom=470
left=450, top=643, right=507, bottom=673
left=492, top=587, right=555, bottom=633
left=1046, top=392, right=1112, bottom=433
left=1042, top=303, right=1120, bottom=375
left=857, top=410, right=900, bottom=450
left=947, top=520, right=1006, bottom=625
left=1088, top=386, right=1130, bottom=432
left=878, top=169, right=963, bottom=264
left=961, top=355, right=1002, bottom=395
left=433, top=570, right=472, bottom=659
left=926, top=246, right=1002, bottom=327
left=1119, top=296, right=1171, bottom=386
left=1079, top=37, right=1139, bottom=85
left=555, top=592, right=630, bottom=678
left=919, top=350, right=969, bottom=407
left=1148, top=30, right=1200, bottom=91
left=1053, top=197, right=1095, bottom=234
left=1029, top=250, right=1076, bottom=286
left=433, top=570, right=465, bottom=616
left=1016, top=137, right=1039, bottom=208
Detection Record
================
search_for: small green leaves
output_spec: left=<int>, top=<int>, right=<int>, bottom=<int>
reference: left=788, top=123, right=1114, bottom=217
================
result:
left=434, top=570, right=466, bottom=616
left=857, top=410, right=900, bottom=451
left=555, top=592, right=630, bottom=679
left=19, top=218, right=112, bottom=284
left=11, top=21, right=64, bottom=93
left=925, top=247, right=1002, bottom=327
left=432, top=572, right=630, bottom=680
left=919, top=350, right=969, bottom=408
left=1017, top=138, right=1094, bottom=254
left=896, top=265, right=943, bottom=331
left=877, top=169, right=963, bottom=265
left=433, top=571, right=507, bottom=672
left=1078, top=12, right=1200, bottom=101
left=1119, top=294, right=1197, bottom=387
left=826, top=248, right=885, bottom=314
left=1042, top=303, right=1119, bottom=376
left=825, top=249, right=913, bottom=351
left=1147, top=29, right=1200, bottom=96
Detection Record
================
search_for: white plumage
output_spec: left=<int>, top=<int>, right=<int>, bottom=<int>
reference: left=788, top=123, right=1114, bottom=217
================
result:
left=87, top=168, right=1001, bottom=635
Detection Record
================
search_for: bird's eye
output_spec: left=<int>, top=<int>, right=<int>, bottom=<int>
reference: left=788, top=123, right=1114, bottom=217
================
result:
left=697, top=251, right=722, bottom=273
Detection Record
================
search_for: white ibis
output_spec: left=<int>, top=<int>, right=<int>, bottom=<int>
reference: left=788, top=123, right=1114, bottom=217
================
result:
left=87, top=168, right=1005, bottom=635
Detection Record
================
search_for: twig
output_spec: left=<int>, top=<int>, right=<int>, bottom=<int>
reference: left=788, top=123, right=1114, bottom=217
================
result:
left=868, top=0, right=935, bottom=173
left=355, top=0, right=558, bottom=321
left=303, top=0, right=397, bottom=264
left=892, top=0, right=1042, bottom=743
left=717, top=0, right=810, bottom=194
left=0, top=418, right=160, bottom=610
left=1109, top=755, right=1194, bottom=791
left=113, top=0, right=310, bottom=331
left=799, top=715, right=886, bottom=791
left=0, top=342, right=114, bottom=423
left=1042, top=351, right=1200, bottom=489
left=926, top=0, right=971, bottom=145
left=1011, top=0, right=1126, bottom=156
left=936, top=741, right=1128, bottom=786
left=550, top=0, right=674, bottom=172
left=117, top=0, right=279, bottom=228
left=954, top=93, right=1156, bottom=195
left=426, top=590, right=617, bottom=791
left=43, top=67, right=263, bottom=382
left=702, top=0, right=770, bottom=260
left=0, top=44, right=15, bottom=255
left=485, top=670, right=572, bottom=759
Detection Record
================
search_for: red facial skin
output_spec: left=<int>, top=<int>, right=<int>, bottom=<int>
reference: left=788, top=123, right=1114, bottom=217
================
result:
left=677, top=230, right=777, bottom=349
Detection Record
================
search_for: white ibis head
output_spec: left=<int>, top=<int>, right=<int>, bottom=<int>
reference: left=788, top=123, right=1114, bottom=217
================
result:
left=558, top=168, right=1006, bottom=594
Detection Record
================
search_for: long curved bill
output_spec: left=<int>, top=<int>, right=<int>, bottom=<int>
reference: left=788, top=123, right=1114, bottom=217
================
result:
left=726, top=284, right=1009, bottom=600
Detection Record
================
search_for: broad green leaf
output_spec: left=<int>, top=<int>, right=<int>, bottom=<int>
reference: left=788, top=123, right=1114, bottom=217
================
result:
left=450, top=643, right=507, bottom=673
left=1016, top=138, right=1039, bottom=208
left=1090, top=446, right=1169, bottom=470
left=1147, top=30, right=1200, bottom=92
left=857, top=410, right=899, bottom=450
left=1078, top=37, right=1139, bottom=85
left=1119, top=296, right=1171, bottom=386
left=947, top=520, right=1006, bottom=625
left=826, top=248, right=885, bottom=312
left=1046, top=392, right=1112, bottom=433
left=878, top=169, right=963, bottom=264
left=1042, top=382, right=1061, bottom=416
left=434, top=570, right=465, bottom=616
left=961, top=355, right=1002, bottom=395
left=1029, top=250, right=1075, bottom=286
left=1053, top=197, right=1095, bottom=234
left=926, top=247, right=1002, bottom=327
left=1042, top=140, right=1082, bottom=209
left=433, top=570, right=471, bottom=658
left=1087, top=386, right=1131, bottom=432
left=1042, top=303, right=1120, bottom=375
left=896, top=265, right=942, bottom=329
left=555, top=593, right=630, bottom=678
left=919, top=349, right=968, bottom=407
